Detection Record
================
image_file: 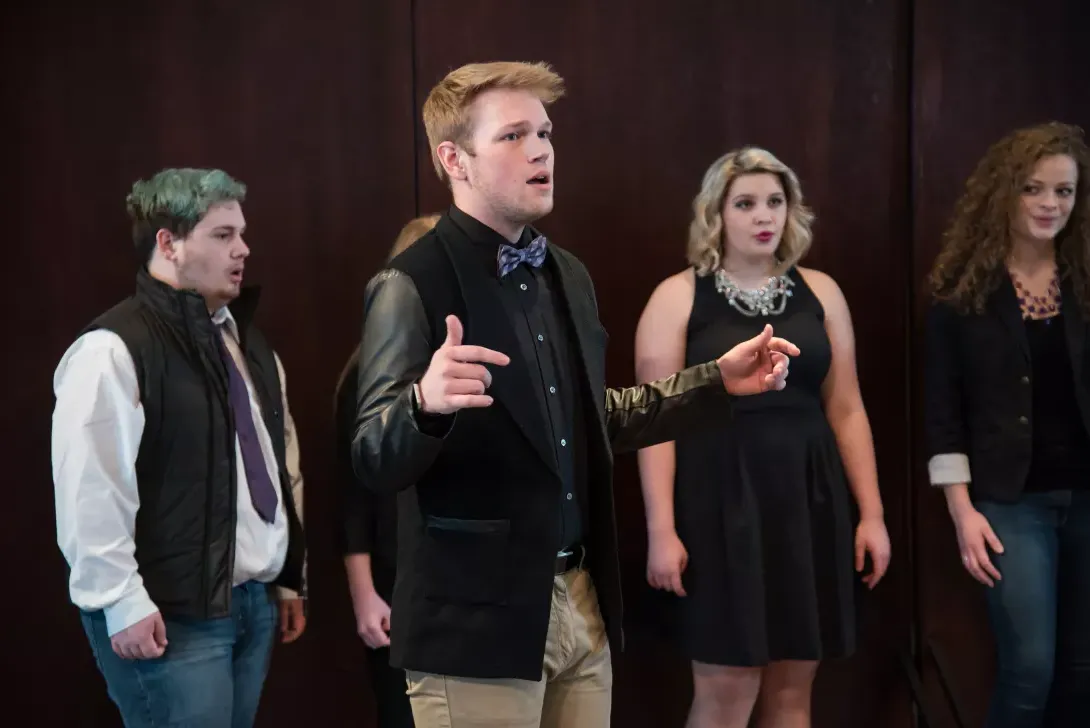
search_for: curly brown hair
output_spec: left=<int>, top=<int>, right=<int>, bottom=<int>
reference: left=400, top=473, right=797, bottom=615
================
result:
left=928, top=121, right=1090, bottom=317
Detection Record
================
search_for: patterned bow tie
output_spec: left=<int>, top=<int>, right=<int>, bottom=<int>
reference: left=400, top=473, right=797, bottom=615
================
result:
left=497, top=235, right=548, bottom=277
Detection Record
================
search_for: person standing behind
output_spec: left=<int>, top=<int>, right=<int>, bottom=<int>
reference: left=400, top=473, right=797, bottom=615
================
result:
left=337, top=214, right=439, bottom=728
left=926, top=121, right=1090, bottom=727
left=51, top=167, right=307, bottom=728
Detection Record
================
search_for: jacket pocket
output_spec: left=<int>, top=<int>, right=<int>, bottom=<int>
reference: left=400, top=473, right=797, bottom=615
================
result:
left=420, top=516, right=511, bottom=605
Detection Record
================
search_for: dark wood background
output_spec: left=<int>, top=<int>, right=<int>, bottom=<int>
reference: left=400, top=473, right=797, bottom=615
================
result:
left=3, top=1, right=1087, bottom=725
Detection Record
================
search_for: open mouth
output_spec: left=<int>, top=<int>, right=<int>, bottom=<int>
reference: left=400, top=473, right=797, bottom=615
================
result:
left=527, top=173, right=551, bottom=186
left=228, top=268, right=244, bottom=283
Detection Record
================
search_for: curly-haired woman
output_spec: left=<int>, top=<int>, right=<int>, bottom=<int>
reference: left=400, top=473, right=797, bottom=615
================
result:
left=925, top=121, right=1090, bottom=726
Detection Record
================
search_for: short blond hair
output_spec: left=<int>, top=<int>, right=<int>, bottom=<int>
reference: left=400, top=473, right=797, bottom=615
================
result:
left=687, top=147, right=814, bottom=276
left=422, top=61, right=565, bottom=181
left=389, top=214, right=440, bottom=259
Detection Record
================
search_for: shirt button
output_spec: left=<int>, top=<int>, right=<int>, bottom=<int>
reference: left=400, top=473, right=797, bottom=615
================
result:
left=1021, top=375, right=1030, bottom=384
left=560, top=439, right=567, bottom=447
left=549, top=386, right=556, bottom=394
left=566, top=493, right=573, bottom=501
left=537, top=334, right=544, bottom=342
left=520, top=283, right=528, bottom=291
left=1019, top=416, right=1029, bottom=425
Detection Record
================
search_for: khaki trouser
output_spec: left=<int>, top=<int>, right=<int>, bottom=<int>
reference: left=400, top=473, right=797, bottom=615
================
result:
left=405, top=567, right=613, bottom=727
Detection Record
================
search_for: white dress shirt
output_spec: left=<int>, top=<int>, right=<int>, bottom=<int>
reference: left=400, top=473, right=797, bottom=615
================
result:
left=51, top=306, right=304, bottom=637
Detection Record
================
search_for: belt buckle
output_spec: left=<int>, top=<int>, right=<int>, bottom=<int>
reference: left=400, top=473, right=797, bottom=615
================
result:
left=556, top=544, right=585, bottom=573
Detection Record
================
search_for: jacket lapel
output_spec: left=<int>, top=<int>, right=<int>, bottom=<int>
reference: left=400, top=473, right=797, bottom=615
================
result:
left=1061, top=276, right=1086, bottom=381
left=438, top=222, right=559, bottom=476
left=992, top=276, right=1030, bottom=362
left=547, top=248, right=609, bottom=443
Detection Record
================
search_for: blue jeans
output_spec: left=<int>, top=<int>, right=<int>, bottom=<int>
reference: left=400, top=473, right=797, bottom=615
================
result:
left=976, top=491, right=1090, bottom=728
left=80, top=581, right=278, bottom=728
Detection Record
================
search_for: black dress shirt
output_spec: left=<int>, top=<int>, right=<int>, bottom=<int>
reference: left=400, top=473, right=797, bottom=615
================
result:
left=448, top=206, right=587, bottom=552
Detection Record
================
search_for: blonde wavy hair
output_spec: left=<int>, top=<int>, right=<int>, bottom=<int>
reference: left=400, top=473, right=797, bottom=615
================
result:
left=687, top=147, right=814, bottom=276
left=928, top=121, right=1090, bottom=316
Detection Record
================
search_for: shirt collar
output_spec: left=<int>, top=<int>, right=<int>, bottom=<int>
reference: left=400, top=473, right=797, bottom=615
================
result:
left=447, top=205, right=537, bottom=251
left=211, top=306, right=240, bottom=341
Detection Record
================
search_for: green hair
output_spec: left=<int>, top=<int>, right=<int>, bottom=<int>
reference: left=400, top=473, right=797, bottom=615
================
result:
left=126, top=168, right=247, bottom=263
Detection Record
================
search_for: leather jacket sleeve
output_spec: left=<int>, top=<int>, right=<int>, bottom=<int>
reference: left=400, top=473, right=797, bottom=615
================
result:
left=605, top=360, right=733, bottom=453
left=351, top=270, right=454, bottom=495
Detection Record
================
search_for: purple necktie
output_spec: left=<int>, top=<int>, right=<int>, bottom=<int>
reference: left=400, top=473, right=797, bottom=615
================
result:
left=216, top=328, right=278, bottom=524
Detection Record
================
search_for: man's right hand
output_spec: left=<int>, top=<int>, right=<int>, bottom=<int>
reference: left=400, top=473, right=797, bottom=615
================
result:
left=417, top=315, right=510, bottom=415
left=111, top=611, right=168, bottom=660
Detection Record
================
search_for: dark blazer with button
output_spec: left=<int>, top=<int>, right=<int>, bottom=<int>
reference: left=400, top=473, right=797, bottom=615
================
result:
left=924, top=272, right=1090, bottom=503
left=350, top=212, right=734, bottom=680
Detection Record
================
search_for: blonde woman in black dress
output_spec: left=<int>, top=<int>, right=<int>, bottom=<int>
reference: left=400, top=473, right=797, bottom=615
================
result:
left=635, top=147, right=891, bottom=728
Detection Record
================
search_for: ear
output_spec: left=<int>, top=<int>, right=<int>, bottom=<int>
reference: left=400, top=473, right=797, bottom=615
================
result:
left=155, top=228, right=179, bottom=261
left=436, top=142, right=468, bottom=182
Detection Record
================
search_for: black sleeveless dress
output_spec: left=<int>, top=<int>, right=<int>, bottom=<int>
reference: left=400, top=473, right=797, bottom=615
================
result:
left=673, top=267, right=858, bottom=666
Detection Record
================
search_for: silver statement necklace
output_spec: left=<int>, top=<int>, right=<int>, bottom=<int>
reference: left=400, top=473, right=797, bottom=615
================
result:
left=714, top=269, right=794, bottom=317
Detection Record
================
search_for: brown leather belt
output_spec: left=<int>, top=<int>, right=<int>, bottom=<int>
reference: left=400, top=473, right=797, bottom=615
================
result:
left=555, top=544, right=586, bottom=574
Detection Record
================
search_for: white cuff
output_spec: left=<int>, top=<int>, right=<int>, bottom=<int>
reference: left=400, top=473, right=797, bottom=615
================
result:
left=277, top=586, right=301, bottom=600
left=103, top=589, right=159, bottom=637
left=928, top=453, right=971, bottom=485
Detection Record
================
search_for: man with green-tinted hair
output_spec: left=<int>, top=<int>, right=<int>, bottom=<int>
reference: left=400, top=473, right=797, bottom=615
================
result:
left=51, top=167, right=308, bottom=727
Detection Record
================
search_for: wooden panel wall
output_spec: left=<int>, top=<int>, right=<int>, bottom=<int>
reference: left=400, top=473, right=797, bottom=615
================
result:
left=3, top=0, right=1086, bottom=725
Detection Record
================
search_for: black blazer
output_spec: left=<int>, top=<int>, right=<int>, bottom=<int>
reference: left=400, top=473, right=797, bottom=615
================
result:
left=351, top=213, right=733, bottom=680
left=924, top=273, right=1090, bottom=503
